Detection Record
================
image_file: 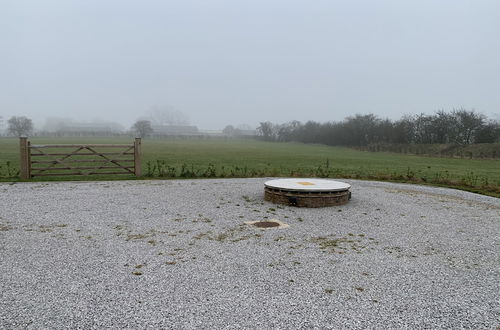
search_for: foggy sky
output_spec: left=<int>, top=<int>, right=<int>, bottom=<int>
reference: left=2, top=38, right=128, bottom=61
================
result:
left=2, top=0, right=500, bottom=130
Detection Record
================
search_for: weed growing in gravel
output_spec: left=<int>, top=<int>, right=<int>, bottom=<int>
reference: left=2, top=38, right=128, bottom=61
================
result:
left=311, top=235, right=374, bottom=254
left=38, top=225, right=53, bottom=233
left=193, top=231, right=212, bottom=240
left=0, top=223, right=12, bottom=231
left=127, top=233, right=149, bottom=240
left=215, top=232, right=230, bottom=241
left=194, top=225, right=260, bottom=243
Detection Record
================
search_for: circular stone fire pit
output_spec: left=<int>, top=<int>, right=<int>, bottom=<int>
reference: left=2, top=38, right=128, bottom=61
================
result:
left=264, top=178, right=351, bottom=208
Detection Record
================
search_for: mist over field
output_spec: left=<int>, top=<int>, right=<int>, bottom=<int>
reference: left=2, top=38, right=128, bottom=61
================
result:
left=2, top=4, right=500, bottom=327
left=1, top=0, right=500, bottom=130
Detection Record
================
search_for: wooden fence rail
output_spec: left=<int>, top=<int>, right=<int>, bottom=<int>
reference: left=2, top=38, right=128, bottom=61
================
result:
left=19, top=137, right=141, bottom=179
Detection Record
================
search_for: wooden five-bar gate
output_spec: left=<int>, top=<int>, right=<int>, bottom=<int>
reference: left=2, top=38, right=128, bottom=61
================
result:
left=19, top=137, right=141, bottom=179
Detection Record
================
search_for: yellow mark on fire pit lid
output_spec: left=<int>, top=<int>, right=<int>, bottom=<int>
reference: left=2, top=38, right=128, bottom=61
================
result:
left=297, top=181, right=315, bottom=186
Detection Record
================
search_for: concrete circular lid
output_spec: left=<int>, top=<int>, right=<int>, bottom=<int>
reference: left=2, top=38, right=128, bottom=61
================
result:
left=264, top=178, right=351, bottom=192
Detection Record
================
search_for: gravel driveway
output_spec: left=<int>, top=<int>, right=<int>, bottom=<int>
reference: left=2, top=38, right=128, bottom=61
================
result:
left=1, top=178, right=499, bottom=329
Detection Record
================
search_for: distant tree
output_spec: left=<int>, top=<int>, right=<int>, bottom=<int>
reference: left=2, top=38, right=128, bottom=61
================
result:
left=277, top=120, right=301, bottom=141
left=132, top=120, right=153, bottom=138
left=257, top=122, right=276, bottom=141
left=392, top=116, right=415, bottom=144
left=300, top=121, right=322, bottom=143
left=342, top=114, right=381, bottom=146
left=7, top=116, right=33, bottom=137
left=223, top=125, right=236, bottom=136
left=430, top=110, right=455, bottom=144
left=254, top=110, right=497, bottom=147
left=451, top=108, right=485, bottom=145
left=475, top=120, right=500, bottom=143
left=412, top=113, right=435, bottom=144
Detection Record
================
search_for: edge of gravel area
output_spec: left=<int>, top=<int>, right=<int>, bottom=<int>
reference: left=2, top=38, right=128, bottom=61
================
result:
left=2, top=178, right=499, bottom=204
left=351, top=179, right=500, bottom=205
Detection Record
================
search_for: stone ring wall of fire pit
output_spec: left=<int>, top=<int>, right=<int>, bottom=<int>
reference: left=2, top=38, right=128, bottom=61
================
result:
left=264, top=178, right=351, bottom=208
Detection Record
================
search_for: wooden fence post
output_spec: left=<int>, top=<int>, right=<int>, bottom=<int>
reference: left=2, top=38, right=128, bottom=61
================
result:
left=19, top=136, right=30, bottom=180
left=27, top=140, right=31, bottom=178
left=134, top=138, right=142, bottom=176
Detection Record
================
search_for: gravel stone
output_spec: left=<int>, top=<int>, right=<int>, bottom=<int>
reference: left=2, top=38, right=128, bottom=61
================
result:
left=0, top=178, right=499, bottom=329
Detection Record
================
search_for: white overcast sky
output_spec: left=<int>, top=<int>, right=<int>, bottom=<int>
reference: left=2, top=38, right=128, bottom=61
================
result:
left=1, top=0, right=500, bottom=129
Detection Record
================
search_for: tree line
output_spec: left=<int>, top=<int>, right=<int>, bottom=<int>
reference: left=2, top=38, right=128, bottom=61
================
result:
left=257, top=109, right=500, bottom=146
left=1, top=111, right=192, bottom=138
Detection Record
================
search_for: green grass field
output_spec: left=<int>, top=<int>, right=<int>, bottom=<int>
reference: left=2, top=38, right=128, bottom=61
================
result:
left=1, top=136, right=499, bottom=197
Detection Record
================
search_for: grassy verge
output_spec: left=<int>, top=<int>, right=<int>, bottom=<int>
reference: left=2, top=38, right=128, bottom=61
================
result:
left=1, top=137, right=499, bottom=197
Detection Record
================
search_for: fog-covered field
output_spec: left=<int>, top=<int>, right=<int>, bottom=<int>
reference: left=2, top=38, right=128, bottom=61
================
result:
left=0, top=137, right=499, bottom=197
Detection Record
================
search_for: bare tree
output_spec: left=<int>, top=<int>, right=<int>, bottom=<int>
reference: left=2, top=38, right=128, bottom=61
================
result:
left=131, top=120, right=153, bottom=138
left=257, top=122, right=276, bottom=141
left=475, top=120, right=500, bottom=143
left=392, top=115, right=415, bottom=144
left=8, top=116, right=33, bottom=137
left=277, top=121, right=301, bottom=141
left=431, top=110, right=454, bottom=143
left=451, top=108, right=485, bottom=145
left=223, top=125, right=236, bottom=136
